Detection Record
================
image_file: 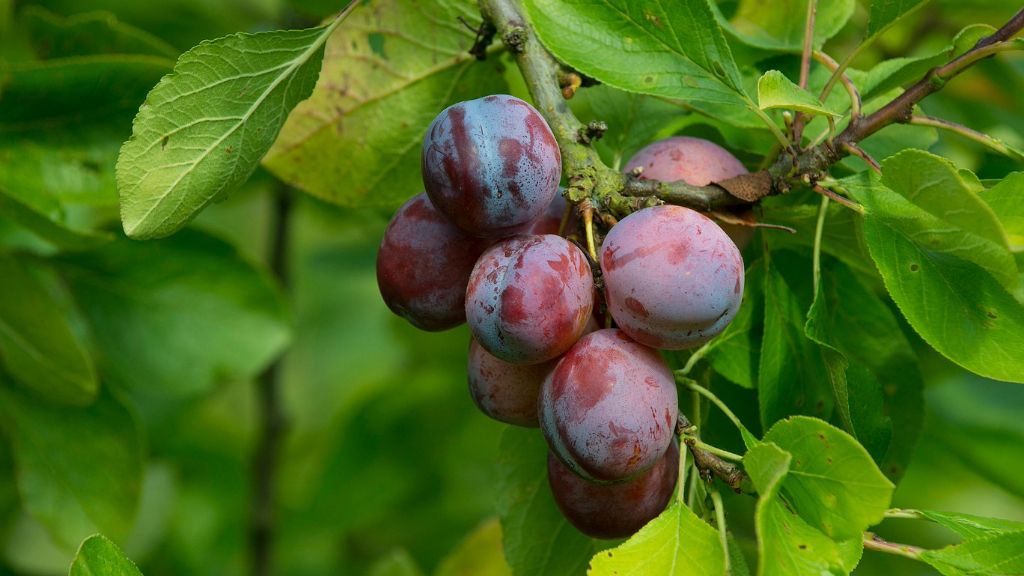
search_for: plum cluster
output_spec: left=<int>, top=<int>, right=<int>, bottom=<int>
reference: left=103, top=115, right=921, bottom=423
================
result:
left=376, top=96, right=745, bottom=539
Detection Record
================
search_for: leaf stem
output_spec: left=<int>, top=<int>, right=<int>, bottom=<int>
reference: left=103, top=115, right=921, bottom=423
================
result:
left=812, top=195, right=829, bottom=295
left=863, top=532, right=925, bottom=560
left=812, top=50, right=861, bottom=120
left=884, top=508, right=925, bottom=520
left=791, top=0, right=818, bottom=143
left=688, top=438, right=744, bottom=462
left=679, top=378, right=746, bottom=437
left=909, top=115, right=1024, bottom=161
left=710, top=490, right=732, bottom=575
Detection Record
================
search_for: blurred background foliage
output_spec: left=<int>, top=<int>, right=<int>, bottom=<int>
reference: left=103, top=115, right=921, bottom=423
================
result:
left=0, top=0, right=1021, bottom=575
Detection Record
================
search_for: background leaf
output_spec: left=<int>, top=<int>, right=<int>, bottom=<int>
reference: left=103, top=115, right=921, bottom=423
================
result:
left=979, top=173, right=1024, bottom=251
left=23, top=6, right=178, bottom=60
left=866, top=0, right=931, bottom=40
left=714, top=0, right=855, bottom=52
left=0, top=385, right=142, bottom=550
left=0, top=255, right=97, bottom=404
left=117, top=23, right=338, bottom=238
left=69, top=534, right=144, bottom=576
left=920, top=530, right=1024, bottom=576
left=56, top=229, right=291, bottom=398
left=262, top=0, right=507, bottom=209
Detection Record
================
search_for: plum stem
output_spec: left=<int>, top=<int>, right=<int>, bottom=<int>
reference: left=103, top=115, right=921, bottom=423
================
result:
left=863, top=532, right=925, bottom=560
left=477, top=0, right=1023, bottom=211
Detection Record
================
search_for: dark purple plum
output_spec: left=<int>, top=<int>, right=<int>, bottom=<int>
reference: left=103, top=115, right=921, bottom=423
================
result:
left=548, top=440, right=679, bottom=539
left=624, top=136, right=747, bottom=186
left=466, top=235, right=593, bottom=364
left=467, top=338, right=555, bottom=427
left=600, top=205, right=744, bottom=350
left=510, top=189, right=575, bottom=236
left=376, top=192, right=489, bottom=331
left=421, top=95, right=561, bottom=238
left=539, top=329, right=678, bottom=482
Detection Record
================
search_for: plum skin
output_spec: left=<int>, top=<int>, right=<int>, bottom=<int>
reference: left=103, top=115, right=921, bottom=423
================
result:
left=539, top=329, right=678, bottom=482
left=376, top=192, right=489, bottom=331
left=466, top=234, right=594, bottom=365
left=600, top=205, right=744, bottom=350
left=548, top=440, right=679, bottom=539
left=624, top=136, right=746, bottom=186
left=467, top=338, right=556, bottom=427
left=421, top=95, right=561, bottom=238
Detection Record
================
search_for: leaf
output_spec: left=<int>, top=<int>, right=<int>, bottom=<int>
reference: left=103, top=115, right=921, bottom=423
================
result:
left=117, top=21, right=342, bottom=239
left=496, top=427, right=603, bottom=576
left=759, top=198, right=875, bottom=277
left=865, top=0, right=931, bottom=42
left=0, top=385, right=142, bottom=549
left=920, top=531, right=1024, bottom=576
left=758, top=71, right=840, bottom=117
left=69, top=534, right=144, bottom=576
left=980, top=173, right=1024, bottom=251
left=262, top=0, right=508, bottom=208
left=587, top=501, right=724, bottom=576
left=0, top=255, right=97, bottom=404
left=23, top=6, right=178, bottom=60
left=914, top=510, right=1024, bottom=540
left=707, top=260, right=763, bottom=389
left=370, top=550, right=425, bottom=576
left=522, top=0, right=750, bottom=107
left=56, top=229, right=291, bottom=398
left=435, top=518, right=511, bottom=576
left=714, top=0, right=855, bottom=52
left=763, top=417, right=895, bottom=540
left=844, top=171, right=1024, bottom=383
left=758, top=250, right=832, bottom=428
left=744, top=443, right=845, bottom=576
left=805, top=261, right=892, bottom=464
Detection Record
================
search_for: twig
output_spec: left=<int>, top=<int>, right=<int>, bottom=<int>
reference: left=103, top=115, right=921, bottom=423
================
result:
left=863, top=533, right=925, bottom=560
left=841, top=143, right=881, bottom=173
left=812, top=183, right=863, bottom=213
left=710, top=490, right=732, bottom=575
left=791, top=0, right=818, bottom=143
left=909, top=115, right=1024, bottom=161
left=812, top=195, right=829, bottom=295
left=250, top=184, right=292, bottom=576
left=812, top=50, right=861, bottom=120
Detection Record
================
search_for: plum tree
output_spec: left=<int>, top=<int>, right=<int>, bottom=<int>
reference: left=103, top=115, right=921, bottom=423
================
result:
left=547, top=440, right=679, bottom=539
left=466, top=234, right=594, bottom=364
left=421, top=95, right=561, bottom=238
left=539, top=329, right=678, bottom=482
left=467, top=338, right=556, bottom=427
left=376, top=193, right=490, bottom=331
left=600, top=205, right=744, bottom=350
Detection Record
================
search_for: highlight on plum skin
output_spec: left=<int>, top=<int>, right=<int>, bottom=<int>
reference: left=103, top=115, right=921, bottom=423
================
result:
left=467, top=338, right=556, bottom=428
left=547, top=439, right=679, bottom=539
left=466, top=234, right=594, bottom=365
left=375, top=192, right=490, bottom=331
left=600, top=205, right=744, bottom=350
left=421, top=94, right=562, bottom=238
left=539, top=329, right=678, bottom=483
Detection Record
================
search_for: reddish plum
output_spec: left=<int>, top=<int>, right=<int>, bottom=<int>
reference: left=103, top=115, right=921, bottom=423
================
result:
left=539, top=329, right=678, bottom=482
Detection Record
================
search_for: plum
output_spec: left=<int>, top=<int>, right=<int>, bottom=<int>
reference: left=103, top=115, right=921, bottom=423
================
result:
left=467, top=338, right=555, bottom=427
left=624, top=136, right=747, bottom=186
left=600, top=205, right=744, bottom=350
left=548, top=440, right=679, bottom=539
left=376, top=192, right=489, bottom=331
left=539, top=329, right=678, bottom=482
left=466, top=234, right=593, bottom=364
left=421, top=95, right=561, bottom=237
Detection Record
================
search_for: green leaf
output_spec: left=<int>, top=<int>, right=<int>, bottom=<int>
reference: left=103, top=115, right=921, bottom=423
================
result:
left=587, top=500, right=724, bottom=576
left=715, top=0, right=855, bottom=52
left=370, top=550, right=424, bottom=576
left=758, top=71, right=840, bottom=116
left=914, top=510, right=1024, bottom=540
left=0, top=385, right=142, bottom=549
left=759, top=198, right=875, bottom=277
left=805, top=261, right=892, bottom=463
left=522, top=0, right=749, bottom=106
left=262, top=0, right=508, bottom=208
left=0, top=255, right=96, bottom=404
left=758, top=250, right=832, bottom=428
left=845, top=170, right=1024, bottom=384
left=921, top=531, right=1024, bottom=576
left=435, top=518, right=511, bottom=576
left=69, top=534, right=143, bottom=576
left=764, top=416, right=894, bottom=540
left=497, top=427, right=603, bottom=576
left=707, top=260, right=763, bottom=389
left=56, top=229, right=291, bottom=397
left=865, top=0, right=931, bottom=42
left=23, top=6, right=178, bottom=60
left=117, top=22, right=341, bottom=239
left=569, top=85, right=685, bottom=170
left=744, top=443, right=846, bottom=576
left=980, top=173, right=1024, bottom=251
